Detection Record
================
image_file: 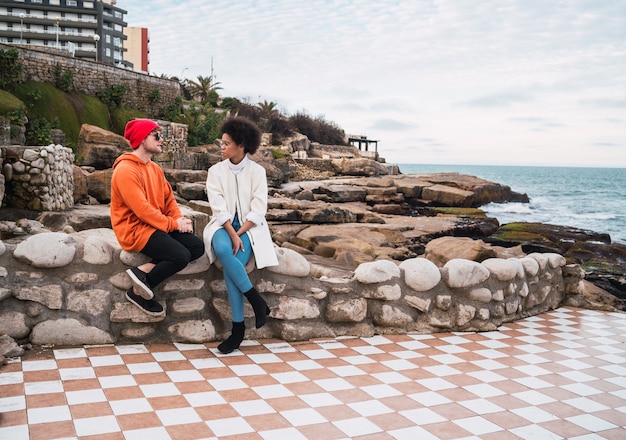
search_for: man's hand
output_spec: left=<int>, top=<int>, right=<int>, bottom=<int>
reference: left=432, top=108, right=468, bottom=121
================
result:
left=177, top=217, right=193, bottom=233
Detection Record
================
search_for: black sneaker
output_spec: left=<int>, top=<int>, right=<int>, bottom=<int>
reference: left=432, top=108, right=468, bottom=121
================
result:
left=126, top=267, right=154, bottom=300
left=125, top=288, right=164, bottom=317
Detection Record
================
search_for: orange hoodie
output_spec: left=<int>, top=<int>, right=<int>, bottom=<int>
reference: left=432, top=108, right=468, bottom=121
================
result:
left=110, top=153, right=182, bottom=252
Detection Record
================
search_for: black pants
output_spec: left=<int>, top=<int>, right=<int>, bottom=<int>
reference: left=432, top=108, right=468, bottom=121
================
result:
left=140, top=230, right=205, bottom=288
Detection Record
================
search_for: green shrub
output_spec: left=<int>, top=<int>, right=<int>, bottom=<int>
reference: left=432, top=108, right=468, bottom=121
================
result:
left=25, top=117, right=54, bottom=146
left=53, top=64, right=74, bottom=92
left=270, top=148, right=287, bottom=159
left=98, top=84, right=126, bottom=110
left=289, top=111, right=346, bottom=145
left=148, top=88, right=161, bottom=104
left=0, top=47, right=23, bottom=90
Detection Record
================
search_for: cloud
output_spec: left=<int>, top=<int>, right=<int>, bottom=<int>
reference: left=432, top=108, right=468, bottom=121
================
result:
left=461, top=92, right=533, bottom=108
left=122, top=0, right=626, bottom=167
left=582, top=98, right=626, bottom=108
left=368, top=119, right=414, bottom=132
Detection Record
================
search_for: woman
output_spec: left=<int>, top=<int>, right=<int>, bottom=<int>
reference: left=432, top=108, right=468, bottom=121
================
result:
left=203, top=117, right=278, bottom=354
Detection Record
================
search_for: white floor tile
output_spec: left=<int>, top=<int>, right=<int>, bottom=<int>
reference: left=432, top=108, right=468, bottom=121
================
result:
left=333, top=416, right=383, bottom=437
left=511, top=405, right=559, bottom=423
left=231, top=399, right=276, bottom=416
left=66, top=388, right=107, bottom=405
left=74, top=415, right=121, bottom=436
left=253, top=384, right=294, bottom=399
left=314, top=378, right=355, bottom=392
left=98, top=374, right=137, bottom=389
left=27, top=405, right=71, bottom=424
left=0, top=395, right=26, bottom=412
left=348, top=399, right=393, bottom=417
left=165, top=369, right=205, bottom=382
left=152, top=351, right=186, bottom=362
left=281, top=407, right=328, bottom=426
left=139, top=382, right=180, bottom=398
left=122, top=426, right=171, bottom=440
left=24, top=380, right=63, bottom=395
left=206, top=416, right=255, bottom=437
left=59, top=367, right=96, bottom=380
left=400, top=407, right=447, bottom=424
left=453, top=415, right=503, bottom=435
left=566, top=413, right=618, bottom=432
left=109, top=397, right=153, bottom=415
left=298, top=392, right=343, bottom=408
left=21, top=359, right=57, bottom=372
left=183, top=391, right=227, bottom=407
left=156, top=407, right=202, bottom=426
left=89, top=354, right=124, bottom=367
left=126, top=362, right=164, bottom=374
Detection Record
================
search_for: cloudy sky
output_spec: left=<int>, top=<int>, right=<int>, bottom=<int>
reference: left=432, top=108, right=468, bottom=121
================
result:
left=122, top=0, right=626, bottom=167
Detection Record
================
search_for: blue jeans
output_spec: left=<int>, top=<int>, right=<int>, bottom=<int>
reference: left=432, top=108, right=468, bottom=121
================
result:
left=212, top=216, right=253, bottom=322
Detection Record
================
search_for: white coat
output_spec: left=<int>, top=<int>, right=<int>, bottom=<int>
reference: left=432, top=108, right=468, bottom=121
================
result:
left=203, top=158, right=278, bottom=269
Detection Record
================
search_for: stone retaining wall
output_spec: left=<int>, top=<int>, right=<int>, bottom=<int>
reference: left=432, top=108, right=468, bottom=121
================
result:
left=2, top=43, right=180, bottom=118
left=1, top=144, right=74, bottom=210
left=0, top=225, right=587, bottom=346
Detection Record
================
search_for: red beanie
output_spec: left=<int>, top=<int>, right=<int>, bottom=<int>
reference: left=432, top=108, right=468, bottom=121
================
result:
left=124, top=119, right=160, bottom=149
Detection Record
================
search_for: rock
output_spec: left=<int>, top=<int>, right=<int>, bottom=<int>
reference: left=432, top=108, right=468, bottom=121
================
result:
left=85, top=168, right=114, bottom=203
left=30, top=318, right=114, bottom=345
left=425, top=236, right=497, bottom=266
left=399, top=258, right=442, bottom=291
left=75, top=124, right=129, bottom=169
left=354, top=260, right=400, bottom=284
left=0, top=334, right=24, bottom=360
left=177, top=182, right=206, bottom=200
left=331, top=158, right=390, bottom=176
left=168, top=320, right=216, bottom=343
left=266, top=247, right=311, bottom=277
left=442, top=259, right=491, bottom=288
left=13, top=232, right=76, bottom=268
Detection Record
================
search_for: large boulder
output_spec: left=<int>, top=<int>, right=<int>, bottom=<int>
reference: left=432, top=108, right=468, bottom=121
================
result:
left=75, top=124, right=129, bottom=169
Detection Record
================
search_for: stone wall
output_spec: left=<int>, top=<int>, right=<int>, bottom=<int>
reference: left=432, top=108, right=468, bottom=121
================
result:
left=0, top=224, right=587, bottom=346
left=2, top=43, right=180, bottom=118
left=1, top=144, right=74, bottom=211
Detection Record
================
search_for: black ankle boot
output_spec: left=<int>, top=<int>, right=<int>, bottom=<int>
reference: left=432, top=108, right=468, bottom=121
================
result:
left=244, top=288, right=270, bottom=328
left=218, top=321, right=245, bottom=354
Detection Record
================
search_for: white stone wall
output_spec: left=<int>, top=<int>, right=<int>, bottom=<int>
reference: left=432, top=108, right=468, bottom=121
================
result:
left=0, top=227, right=587, bottom=346
left=2, top=144, right=74, bottom=211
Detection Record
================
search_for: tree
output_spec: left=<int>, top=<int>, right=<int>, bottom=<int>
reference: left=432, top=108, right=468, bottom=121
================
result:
left=185, top=75, right=222, bottom=105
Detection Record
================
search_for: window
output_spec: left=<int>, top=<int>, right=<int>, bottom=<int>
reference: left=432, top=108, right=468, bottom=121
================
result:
left=32, top=0, right=42, bottom=3
left=67, top=1, right=77, bottom=7
left=83, top=2, right=94, bottom=9
left=49, top=0, right=60, bottom=5
left=105, top=34, right=111, bottom=43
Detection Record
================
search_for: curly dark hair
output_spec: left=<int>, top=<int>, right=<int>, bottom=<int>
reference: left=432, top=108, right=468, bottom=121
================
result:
left=220, top=117, right=262, bottom=155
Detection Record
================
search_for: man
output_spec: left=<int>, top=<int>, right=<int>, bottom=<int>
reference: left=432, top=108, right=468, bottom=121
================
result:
left=110, top=119, right=205, bottom=316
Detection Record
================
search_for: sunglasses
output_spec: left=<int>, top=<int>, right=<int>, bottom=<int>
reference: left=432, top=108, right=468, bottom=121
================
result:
left=151, top=132, right=163, bottom=141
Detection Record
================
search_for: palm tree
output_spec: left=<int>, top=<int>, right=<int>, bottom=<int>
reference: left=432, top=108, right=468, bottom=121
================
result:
left=258, top=100, right=279, bottom=117
left=186, top=75, right=222, bottom=104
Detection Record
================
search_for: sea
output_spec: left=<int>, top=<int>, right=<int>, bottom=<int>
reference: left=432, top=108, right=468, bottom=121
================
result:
left=397, top=164, right=626, bottom=244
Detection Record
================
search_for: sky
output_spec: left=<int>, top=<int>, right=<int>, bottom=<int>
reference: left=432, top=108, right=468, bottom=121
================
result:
left=122, top=0, right=626, bottom=167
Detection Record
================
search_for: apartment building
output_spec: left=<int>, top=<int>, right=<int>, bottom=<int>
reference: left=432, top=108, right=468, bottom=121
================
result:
left=0, top=0, right=132, bottom=69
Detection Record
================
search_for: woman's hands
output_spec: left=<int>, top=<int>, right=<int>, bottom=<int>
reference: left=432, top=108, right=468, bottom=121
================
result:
left=230, top=233, right=245, bottom=254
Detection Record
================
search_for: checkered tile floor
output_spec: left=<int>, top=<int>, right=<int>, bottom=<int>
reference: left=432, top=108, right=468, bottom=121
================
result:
left=1, top=307, right=625, bottom=440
